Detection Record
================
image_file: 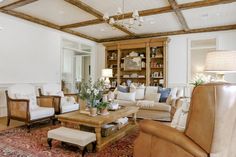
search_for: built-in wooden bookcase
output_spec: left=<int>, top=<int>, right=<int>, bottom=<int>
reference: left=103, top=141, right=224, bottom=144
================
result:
left=104, top=37, right=169, bottom=88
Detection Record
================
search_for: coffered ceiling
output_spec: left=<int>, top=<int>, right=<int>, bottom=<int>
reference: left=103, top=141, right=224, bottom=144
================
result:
left=0, top=0, right=236, bottom=42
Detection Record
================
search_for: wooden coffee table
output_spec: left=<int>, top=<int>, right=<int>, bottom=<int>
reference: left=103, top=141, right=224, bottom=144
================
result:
left=57, top=106, right=139, bottom=151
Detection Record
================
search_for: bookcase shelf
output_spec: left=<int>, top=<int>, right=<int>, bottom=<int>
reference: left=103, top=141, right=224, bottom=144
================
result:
left=104, top=37, right=169, bottom=87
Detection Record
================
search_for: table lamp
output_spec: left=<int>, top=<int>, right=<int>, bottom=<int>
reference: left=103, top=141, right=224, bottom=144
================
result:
left=102, top=69, right=113, bottom=87
left=205, top=50, right=236, bottom=82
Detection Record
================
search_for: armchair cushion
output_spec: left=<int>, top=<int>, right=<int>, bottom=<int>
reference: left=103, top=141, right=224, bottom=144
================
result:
left=42, top=83, right=64, bottom=97
left=30, top=107, right=54, bottom=120
left=61, top=103, right=79, bottom=113
left=8, top=84, right=38, bottom=110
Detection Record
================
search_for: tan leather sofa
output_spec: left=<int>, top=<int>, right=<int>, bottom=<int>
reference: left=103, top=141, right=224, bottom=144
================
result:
left=134, top=83, right=236, bottom=157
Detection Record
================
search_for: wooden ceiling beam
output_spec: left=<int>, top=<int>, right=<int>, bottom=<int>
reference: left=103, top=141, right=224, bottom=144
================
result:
left=63, top=0, right=136, bottom=36
left=61, top=19, right=103, bottom=29
left=0, top=0, right=38, bottom=10
left=61, top=0, right=235, bottom=29
left=168, top=0, right=189, bottom=31
left=2, top=9, right=98, bottom=42
left=179, top=0, right=236, bottom=10
left=98, top=24, right=236, bottom=42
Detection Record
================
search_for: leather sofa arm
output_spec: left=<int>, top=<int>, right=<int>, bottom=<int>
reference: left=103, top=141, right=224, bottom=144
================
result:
left=139, top=120, right=208, bottom=157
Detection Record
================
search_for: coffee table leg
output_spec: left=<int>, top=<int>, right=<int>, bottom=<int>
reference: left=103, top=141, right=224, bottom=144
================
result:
left=133, top=113, right=137, bottom=124
left=95, top=127, right=101, bottom=151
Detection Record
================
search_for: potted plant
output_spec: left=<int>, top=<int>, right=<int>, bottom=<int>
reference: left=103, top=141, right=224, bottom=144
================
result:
left=191, top=73, right=211, bottom=87
left=97, top=102, right=109, bottom=115
left=79, top=79, right=105, bottom=116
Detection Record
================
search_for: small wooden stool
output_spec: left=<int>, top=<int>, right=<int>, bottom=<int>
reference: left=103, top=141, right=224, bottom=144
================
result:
left=47, top=127, right=96, bottom=157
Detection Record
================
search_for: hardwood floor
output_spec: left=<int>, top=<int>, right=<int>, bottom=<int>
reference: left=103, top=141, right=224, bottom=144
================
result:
left=0, top=117, right=24, bottom=131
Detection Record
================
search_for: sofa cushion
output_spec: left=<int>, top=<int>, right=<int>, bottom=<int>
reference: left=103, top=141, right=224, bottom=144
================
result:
left=144, top=93, right=161, bottom=102
left=130, top=85, right=145, bottom=100
left=114, top=99, right=136, bottom=107
left=159, top=87, right=171, bottom=102
left=145, top=86, right=158, bottom=95
left=117, top=85, right=129, bottom=93
left=117, top=91, right=136, bottom=102
left=30, top=107, right=54, bottom=120
left=140, top=102, right=171, bottom=112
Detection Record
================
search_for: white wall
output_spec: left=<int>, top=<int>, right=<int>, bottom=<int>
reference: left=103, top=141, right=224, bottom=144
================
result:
left=96, top=30, right=236, bottom=88
left=0, top=13, right=97, bottom=116
left=168, top=30, right=236, bottom=85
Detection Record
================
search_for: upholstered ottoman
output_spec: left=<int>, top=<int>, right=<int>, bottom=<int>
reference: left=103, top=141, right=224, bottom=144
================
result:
left=47, top=127, right=96, bottom=156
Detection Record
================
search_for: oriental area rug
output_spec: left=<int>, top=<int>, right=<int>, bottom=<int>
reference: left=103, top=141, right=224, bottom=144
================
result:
left=0, top=124, right=138, bottom=157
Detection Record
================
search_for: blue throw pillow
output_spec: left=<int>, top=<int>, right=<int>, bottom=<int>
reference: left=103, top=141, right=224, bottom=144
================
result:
left=159, top=87, right=171, bottom=102
left=118, top=85, right=129, bottom=93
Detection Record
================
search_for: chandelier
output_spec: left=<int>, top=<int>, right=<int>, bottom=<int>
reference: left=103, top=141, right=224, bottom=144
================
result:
left=102, top=0, right=144, bottom=29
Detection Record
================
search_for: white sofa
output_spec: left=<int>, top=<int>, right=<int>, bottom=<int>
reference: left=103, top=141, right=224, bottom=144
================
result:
left=113, top=86, right=183, bottom=121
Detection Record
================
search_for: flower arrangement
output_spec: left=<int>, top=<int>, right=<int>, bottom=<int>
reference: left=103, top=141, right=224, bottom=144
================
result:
left=191, top=73, right=211, bottom=87
left=79, top=78, right=105, bottom=108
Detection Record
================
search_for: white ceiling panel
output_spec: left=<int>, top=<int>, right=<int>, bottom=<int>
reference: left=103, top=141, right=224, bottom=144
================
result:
left=81, top=0, right=170, bottom=16
left=176, top=0, right=202, bottom=4
left=71, top=23, right=127, bottom=39
left=120, top=13, right=182, bottom=34
left=183, top=2, right=236, bottom=29
left=0, top=0, right=19, bottom=7
left=14, top=0, right=97, bottom=25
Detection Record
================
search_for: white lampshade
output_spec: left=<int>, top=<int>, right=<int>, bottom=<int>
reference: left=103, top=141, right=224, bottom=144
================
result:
left=102, top=69, right=113, bottom=77
left=205, top=51, right=236, bottom=74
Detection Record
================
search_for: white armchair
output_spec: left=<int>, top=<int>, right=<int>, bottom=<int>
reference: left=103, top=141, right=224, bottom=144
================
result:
left=39, top=83, right=79, bottom=114
left=6, top=84, right=55, bottom=132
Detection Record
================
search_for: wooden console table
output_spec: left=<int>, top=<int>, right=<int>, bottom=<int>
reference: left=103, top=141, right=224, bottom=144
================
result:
left=57, top=106, right=139, bottom=151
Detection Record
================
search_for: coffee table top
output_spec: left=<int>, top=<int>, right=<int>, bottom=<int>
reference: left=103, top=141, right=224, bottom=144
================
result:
left=57, top=106, right=139, bottom=127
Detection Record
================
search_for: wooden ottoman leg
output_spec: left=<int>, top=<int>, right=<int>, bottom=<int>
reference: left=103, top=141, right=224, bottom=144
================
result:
left=47, top=138, right=52, bottom=149
left=81, top=146, right=87, bottom=157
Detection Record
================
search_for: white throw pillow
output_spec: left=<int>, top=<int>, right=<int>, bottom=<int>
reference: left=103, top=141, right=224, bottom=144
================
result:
left=130, top=85, right=145, bottom=100
left=170, top=88, right=178, bottom=98
left=144, top=93, right=161, bottom=102
left=145, top=86, right=159, bottom=96
left=171, top=100, right=190, bottom=132
left=117, top=91, right=136, bottom=102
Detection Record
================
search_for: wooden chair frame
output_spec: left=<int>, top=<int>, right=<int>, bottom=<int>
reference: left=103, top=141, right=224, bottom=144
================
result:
left=5, top=91, right=56, bottom=132
left=38, top=88, right=79, bottom=114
